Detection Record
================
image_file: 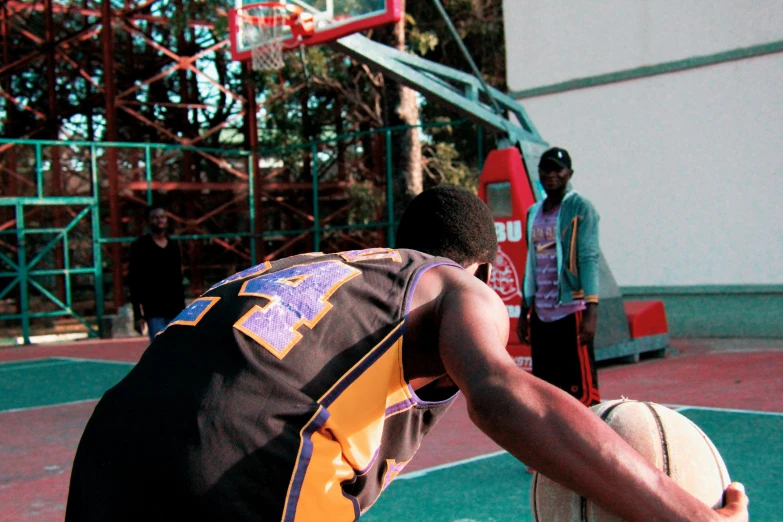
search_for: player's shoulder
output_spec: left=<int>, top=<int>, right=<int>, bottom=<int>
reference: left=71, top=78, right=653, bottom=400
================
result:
left=424, top=264, right=506, bottom=313
left=423, top=265, right=510, bottom=348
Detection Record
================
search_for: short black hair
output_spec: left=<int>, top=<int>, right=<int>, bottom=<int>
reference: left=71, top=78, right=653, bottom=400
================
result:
left=396, top=184, right=497, bottom=266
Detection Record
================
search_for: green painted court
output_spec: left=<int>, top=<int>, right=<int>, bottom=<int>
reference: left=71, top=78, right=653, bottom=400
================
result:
left=0, top=358, right=134, bottom=413
left=1, top=353, right=781, bottom=521
left=364, top=409, right=783, bottom=521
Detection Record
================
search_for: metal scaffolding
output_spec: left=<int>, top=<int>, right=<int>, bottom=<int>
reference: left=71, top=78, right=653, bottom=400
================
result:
left=2, top=1, right=240, bottom=313
left=0, top=1, right=539, bottom=343
left=0, top=116, right=483, bottom=343
left=0, top=0, right=403, bottom=331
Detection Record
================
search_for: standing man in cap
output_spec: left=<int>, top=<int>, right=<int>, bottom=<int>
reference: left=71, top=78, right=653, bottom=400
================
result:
left=517, top=147, right=602, bottom=407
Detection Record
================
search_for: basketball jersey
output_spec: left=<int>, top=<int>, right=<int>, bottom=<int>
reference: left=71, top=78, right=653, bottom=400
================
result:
left=86, top=248, right=460, bottom=521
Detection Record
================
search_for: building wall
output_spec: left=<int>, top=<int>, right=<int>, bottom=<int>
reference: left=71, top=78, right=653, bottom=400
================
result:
left=505, top=0, right=783, bottom=92
left=504, top=1, right=783, bottom=336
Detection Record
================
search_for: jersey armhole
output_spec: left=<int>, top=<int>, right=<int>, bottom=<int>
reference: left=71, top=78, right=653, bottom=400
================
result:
left=402, top=261, right=463, bottom=317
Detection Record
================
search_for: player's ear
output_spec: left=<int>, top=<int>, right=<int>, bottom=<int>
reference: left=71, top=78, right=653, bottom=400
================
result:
left=473, top=263, right=491, bottom=285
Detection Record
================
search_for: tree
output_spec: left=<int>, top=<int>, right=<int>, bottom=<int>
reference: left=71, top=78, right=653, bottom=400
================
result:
left=406, top=0, right=506, bottom=191
left=383, top=0, right=424, bottom=203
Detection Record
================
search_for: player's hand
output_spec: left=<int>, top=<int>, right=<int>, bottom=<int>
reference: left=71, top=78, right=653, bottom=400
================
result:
left=516, top=313, right=530, bottom=344
left=134, top=319, right=145, bottom=335
left=715, top=482, right=748, bottom=521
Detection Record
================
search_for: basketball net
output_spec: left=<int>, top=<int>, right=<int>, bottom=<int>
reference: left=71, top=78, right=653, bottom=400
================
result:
left=236, top=2, right=314, bottom=72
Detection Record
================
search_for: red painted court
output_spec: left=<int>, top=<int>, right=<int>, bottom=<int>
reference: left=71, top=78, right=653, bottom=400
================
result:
left=1, top=337, right=781, bottom=521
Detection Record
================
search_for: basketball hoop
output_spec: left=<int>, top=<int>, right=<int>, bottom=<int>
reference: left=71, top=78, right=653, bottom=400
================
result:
left=235, top=2, right=314, bottom=71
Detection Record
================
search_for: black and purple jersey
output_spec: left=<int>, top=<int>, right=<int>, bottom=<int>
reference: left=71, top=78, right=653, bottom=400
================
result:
left=66, top=248, right=461, bottom=522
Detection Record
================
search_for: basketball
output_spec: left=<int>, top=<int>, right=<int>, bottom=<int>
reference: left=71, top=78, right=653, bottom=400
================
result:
left=531, top=399, right=732, bottom=521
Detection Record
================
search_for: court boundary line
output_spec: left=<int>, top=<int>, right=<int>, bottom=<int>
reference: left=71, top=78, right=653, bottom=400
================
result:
left=671, top=404, right=783, bottom=417
left=0, top=357, right=136, bottom=368
left=0, top=359, right=74, bottom=372
left=397, top=450, right=507, bottom=481
left=0, top=398, right=100, bottom=415
left=0, top=357, right=62, bottom=366
left=52, top=356, right=136, bottom=366
left=396, top=404, right=783, bottom=482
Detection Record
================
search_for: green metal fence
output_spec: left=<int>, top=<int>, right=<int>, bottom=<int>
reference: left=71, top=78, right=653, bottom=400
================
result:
left=0, top=119, right=484, bottom=344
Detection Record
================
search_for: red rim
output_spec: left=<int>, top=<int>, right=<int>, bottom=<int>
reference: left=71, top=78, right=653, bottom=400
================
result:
left=229, top=0, right=401, bottom=61
left=235, top=2, right=303, bottom=25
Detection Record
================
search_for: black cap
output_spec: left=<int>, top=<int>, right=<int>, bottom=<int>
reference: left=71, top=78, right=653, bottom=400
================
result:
left=539, top=147, right=572, bottom=170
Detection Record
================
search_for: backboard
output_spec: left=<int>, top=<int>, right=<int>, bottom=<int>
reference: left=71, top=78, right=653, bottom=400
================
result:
left=229, top=0, right=402, bottom=62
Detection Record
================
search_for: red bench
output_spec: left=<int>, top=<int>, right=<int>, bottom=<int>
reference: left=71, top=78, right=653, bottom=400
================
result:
left=624, top=300, right=668, bottom=339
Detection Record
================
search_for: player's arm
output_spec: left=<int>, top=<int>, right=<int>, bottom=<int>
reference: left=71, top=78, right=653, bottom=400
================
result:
left=437, top=276, right=747, bottom=522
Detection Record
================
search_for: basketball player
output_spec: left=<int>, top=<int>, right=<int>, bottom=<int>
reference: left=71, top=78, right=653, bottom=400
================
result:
left=66, top=185, right=748, bottom=521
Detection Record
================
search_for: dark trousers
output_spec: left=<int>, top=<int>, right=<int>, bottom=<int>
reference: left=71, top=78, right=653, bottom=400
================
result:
left=146, top=316, right=175, bottom=341
left=530, top=309, right=600, bottom=407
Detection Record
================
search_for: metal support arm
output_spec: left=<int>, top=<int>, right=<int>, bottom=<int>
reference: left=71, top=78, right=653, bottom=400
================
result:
left=331, top=33, right=547, bottom=149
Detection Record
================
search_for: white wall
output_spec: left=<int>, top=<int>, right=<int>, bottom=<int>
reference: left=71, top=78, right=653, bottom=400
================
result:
left=505, top=0, right=783, bottom=91
left=504, top=1, right=783, bottom=286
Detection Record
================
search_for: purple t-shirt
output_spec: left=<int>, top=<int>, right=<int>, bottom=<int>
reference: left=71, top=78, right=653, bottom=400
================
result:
left=532, top=204, right=585, bottom=322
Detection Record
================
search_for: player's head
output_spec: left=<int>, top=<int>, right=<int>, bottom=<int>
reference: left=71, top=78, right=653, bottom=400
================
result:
left=396, top=184, right=497, bottom=278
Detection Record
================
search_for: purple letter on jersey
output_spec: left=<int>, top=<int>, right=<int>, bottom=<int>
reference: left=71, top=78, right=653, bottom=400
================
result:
left=170, top=297, right=220, bottom=326
left=208, top=261, right=270, bottom=291
left=237, top=261, right=359, bottom=355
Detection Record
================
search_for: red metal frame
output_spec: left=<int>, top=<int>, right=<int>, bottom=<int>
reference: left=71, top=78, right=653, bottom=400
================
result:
left=477, top=148, right=536, bottom=371
left=229, top=0, right=401, bottom=61
left=0, top=0, right=396, bottom=318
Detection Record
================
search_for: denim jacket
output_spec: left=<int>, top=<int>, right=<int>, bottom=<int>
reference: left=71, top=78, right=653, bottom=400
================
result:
left=522, top=191, right=600, bottom=308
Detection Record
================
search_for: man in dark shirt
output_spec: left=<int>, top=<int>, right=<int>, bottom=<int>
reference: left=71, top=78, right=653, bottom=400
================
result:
left=128, top=205, right=186, bottom=340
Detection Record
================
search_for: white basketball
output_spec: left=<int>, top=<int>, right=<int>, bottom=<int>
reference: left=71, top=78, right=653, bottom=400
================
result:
left=531, top=399, right=731, bottom=521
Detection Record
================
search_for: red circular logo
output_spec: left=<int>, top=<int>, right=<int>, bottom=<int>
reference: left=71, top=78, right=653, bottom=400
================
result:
left=489, top=246, right=520, bottom=302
